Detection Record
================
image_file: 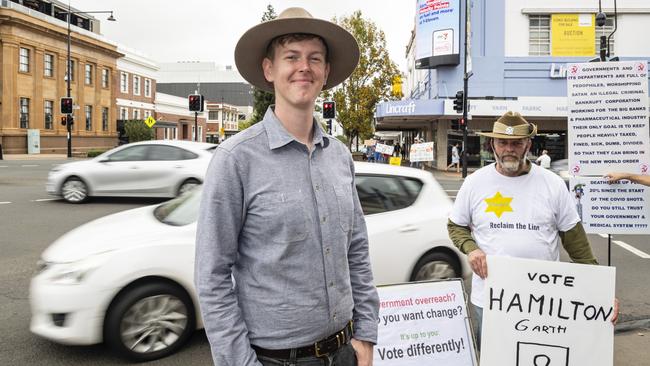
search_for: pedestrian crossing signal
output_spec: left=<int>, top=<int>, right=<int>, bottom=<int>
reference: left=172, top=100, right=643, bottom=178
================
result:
left=60, top=97, right=73, bottom=114
left=189, top=94, right=204, bottom=112
left=323, top=101, right=335, bottom=119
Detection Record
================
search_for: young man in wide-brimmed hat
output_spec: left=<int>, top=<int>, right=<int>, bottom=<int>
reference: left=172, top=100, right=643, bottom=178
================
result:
left=446, top=111, right=618, bottom=347
left=195, top=7, right=378, bottom=366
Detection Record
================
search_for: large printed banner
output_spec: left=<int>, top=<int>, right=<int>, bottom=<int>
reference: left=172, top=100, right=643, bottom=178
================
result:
left=567, top=61, right=650, bottom=176
left=415, top=0, right=461, bottom=68
left=409, top=142, right=435, bottom=162
left=569, top=176, right=650, bottom=234
left=375, top=280, right=476, bottom=365
left=551, top=14, right=595, bottom=56
left=481, top=256, right=616, bottom=366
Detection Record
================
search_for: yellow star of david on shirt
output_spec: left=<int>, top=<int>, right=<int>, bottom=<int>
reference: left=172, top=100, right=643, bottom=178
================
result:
left=484, top=191, right=513, bottom=218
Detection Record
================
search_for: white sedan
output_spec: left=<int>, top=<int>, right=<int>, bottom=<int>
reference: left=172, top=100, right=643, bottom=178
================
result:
left=46, top=140, right=217, bottom=203
left=30, top=163, right=470, bottom=361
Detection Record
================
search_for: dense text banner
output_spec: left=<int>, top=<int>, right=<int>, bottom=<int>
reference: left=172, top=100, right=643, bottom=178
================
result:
left=480, top=256, right=616, bottom=366
left=567, top=61, right=650, bottom=176
left=375, top=280, right=476, bottom=365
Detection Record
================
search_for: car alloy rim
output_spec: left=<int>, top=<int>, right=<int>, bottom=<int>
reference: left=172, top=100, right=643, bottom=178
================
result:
left=415, top=261, right=456, bottom=280
left=62, top=180, right=87, bottom=202
left=120, top=294, right=188, bottom=354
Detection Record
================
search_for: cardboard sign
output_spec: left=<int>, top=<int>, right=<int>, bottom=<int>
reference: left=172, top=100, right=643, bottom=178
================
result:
left=409, top=142, right=435, bottom=162
left=376, top=143, right=395, bottom=155
left=569, top=176, right=650, bottom=234
left=567, top=61, right=650, bottom=176
left=481, top=256, right=616, bottom=366
left=375, top=280, right=477, bottom=366
left=389, top=157, right=402, bottom=166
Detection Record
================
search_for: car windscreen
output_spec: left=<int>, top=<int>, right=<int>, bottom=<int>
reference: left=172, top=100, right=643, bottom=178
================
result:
left=153, top=186, right=202, bottom=226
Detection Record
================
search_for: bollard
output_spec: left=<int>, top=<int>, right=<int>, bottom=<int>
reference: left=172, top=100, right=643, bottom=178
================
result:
left=0, top=143, right=3, bottom=160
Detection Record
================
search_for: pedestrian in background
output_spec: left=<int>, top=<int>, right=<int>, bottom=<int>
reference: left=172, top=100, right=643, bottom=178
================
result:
left=447, top=111, right=619, bottom=348
left=535, top=149, right=551, bottom=168
left=195, top=7, right=379, bottom=366
left=446, top=142, right=460, bottom=173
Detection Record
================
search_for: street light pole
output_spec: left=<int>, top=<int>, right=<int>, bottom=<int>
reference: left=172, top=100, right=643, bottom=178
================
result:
left=63, top=7, right=115, bottom=158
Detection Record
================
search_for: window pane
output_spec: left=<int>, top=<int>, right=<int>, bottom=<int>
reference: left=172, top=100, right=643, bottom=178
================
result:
left=355, top=175, right=417, bottom=215
left=109, top=145, right=149, bottom=161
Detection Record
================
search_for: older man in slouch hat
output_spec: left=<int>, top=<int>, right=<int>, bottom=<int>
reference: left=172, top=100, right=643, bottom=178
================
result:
left=446, top=111, right=619, bottom=347
left=195, top=7, right=379, bottom=366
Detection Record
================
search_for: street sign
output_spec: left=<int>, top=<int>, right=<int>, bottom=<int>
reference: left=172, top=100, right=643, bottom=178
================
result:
left=144, top=116, right=157, bottom=128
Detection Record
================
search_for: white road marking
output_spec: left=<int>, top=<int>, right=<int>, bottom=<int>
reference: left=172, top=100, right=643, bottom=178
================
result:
left=0, top=202, right=11, bottom=205
left=598, top=234, right=609, bottom=238
left=0, top=166, right=8, bottom=168
left=445, top=190, right=460, bottom=193
left=613, top=240, right=650, bottom=259
left=32, top=198, right=58, bottom=202
left=21, top=164, right=39, bottom=167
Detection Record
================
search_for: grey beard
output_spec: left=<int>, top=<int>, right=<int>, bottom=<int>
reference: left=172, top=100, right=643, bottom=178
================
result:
left=496, top=154, right=524, bottom=173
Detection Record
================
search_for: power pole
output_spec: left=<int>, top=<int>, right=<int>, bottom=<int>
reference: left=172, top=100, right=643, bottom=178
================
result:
left=461, top=0, right=472, bottom=178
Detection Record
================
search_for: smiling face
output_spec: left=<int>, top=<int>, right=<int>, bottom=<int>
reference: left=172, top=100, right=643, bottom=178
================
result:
left=491, top=137, right=532, bottom=176
left=262, top=35, right=330, bottom=110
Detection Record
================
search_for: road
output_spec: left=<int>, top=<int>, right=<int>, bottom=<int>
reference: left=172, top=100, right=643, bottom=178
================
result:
left=0, top=160, right=647, bottom=365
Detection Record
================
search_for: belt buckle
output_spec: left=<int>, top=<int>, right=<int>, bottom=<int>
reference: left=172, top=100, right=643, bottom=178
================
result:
left=315, top=342, right=326, bottom=358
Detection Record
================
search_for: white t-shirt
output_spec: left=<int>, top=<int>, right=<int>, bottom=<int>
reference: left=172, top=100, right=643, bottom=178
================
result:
left=536, top=154, right=551, bottom=168
left=449, top=163, right=579, bottom=307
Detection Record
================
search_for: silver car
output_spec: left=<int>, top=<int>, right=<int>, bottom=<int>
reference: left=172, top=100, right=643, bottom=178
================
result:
left=46, top=140, right=217, bottom=203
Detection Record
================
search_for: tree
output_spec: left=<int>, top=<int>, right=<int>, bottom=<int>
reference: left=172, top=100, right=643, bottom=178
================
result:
left=124, top=120, right=154, bottom=142
left=250, top=4, right=277, bottom=124
left=323, top=11, right=402, bottom=150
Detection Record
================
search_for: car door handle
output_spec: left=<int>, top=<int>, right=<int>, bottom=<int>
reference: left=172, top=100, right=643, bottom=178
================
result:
left=398, top=224, right=419, bottom=233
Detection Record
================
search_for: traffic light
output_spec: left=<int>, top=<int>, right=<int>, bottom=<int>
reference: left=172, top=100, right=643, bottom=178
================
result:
left=60, top=115, right=73, bottom=126
left=459, top=118, right=466, bottom=130
left=451, top=119, right=459, bottom=130
left=453, top=90, right=464, bottom=113
left=60, top=97, right=73, bottom=114
left=188, top=94, right=204, bottom=112
left=323, top=101, right=335, bottom=119
left=326, top=119, right=332, bottom=134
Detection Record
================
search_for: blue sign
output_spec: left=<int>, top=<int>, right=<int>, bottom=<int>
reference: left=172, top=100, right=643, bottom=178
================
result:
left=415, top=0, right=461, bottom=68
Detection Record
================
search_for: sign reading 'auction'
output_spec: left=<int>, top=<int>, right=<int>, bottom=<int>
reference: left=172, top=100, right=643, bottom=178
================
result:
left=567, top=61, right=650, bottom=176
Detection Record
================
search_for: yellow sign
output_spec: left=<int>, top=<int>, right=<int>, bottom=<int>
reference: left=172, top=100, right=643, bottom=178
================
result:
left=219, top=127, right=225, bottom=137
left=551, top=14, right=595, bottom=56
left=392, top=75, right=403, bottom=96
left=144, top=116, right=157, bottom=128
left=389, top=157, right=402, bottom=166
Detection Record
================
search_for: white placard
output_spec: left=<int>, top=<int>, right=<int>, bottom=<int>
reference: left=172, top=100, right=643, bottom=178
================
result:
left=375, top=280, right=476, bottom=366
left=481, top=256, right=616, bottom=366
left=375, top=143, right=395, bottom=155
left=567, top=61, right=650, bottom=176
left=409, top=142, right=435, bottom=162
left=569, top=176, right=650, bottom=234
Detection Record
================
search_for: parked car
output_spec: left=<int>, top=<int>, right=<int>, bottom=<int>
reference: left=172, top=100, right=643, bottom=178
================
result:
left=46, top=140, right=217, bottom=203
left=30, top=163, right=470, bottom=361
left=550, top=158, right=570, bottom=188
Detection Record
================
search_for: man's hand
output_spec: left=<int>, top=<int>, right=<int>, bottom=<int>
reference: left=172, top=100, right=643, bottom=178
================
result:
left=468, top=249, right=488, bottom=279
left=350, top=338, right=373, bottom=366
left=604, top=172, right=628, bottom=184
left=611, top=298, right=620, bottom=324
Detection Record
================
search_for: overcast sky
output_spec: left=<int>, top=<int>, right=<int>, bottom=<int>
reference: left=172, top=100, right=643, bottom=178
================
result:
left=69, top=0, right=416, bottom=72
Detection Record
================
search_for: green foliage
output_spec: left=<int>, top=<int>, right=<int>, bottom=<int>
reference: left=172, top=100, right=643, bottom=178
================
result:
left=124, top=120, right=154, bottom=142
left=323, top=11, right=402, bottom=150
left=250, top=4, right=277, bottom=125
left=335, top=134, right=349, bottom=146
left=86, top=149, right=108, bottom=158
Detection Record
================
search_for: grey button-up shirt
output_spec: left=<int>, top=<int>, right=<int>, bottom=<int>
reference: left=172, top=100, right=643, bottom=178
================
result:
left=195, top=108, right=379, bottom=366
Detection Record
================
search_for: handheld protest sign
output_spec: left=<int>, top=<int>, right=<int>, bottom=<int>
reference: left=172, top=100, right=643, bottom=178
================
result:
left=375, top=279, right=477, bottom=366
left=570, top=176, right=650, bottom=234
left=480, top=256, right=616, bottom=366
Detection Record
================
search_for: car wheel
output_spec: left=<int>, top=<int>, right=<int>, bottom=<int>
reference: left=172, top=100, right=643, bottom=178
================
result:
left=104, top=282, right=196, bottom=362
left=177, top=178, right=200, bottom=196
left=411, top=252, right=460, bottom=281
left=61, top=177, right=88, bottom=203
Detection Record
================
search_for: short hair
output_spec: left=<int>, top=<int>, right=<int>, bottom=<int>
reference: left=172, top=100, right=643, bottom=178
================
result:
left=265, top=33, right=329, bottom=62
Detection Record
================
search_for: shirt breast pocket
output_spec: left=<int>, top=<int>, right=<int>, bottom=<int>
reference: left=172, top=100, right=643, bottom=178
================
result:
left=260, top=192, right=310, bottom=244
left=334, top=184, right=354, bottom=232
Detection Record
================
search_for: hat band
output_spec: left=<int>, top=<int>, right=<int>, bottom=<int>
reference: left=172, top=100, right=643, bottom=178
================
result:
left=493, top=122, right=532, bottom=137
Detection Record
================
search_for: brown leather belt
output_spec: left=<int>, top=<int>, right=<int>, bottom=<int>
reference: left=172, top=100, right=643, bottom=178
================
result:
left=252, top=321, right=353, bottom=359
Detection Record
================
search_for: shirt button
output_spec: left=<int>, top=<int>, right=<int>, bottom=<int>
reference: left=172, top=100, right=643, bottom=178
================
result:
left=325, top=247, right=330, bottom=254
left=322, top=216, right=327, bottom=223
left=329, top=281, right=334, bottom=287
left=315, top=184, right=320, bottom=191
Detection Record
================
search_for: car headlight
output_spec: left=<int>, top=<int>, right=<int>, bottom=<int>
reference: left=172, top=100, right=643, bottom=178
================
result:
left=41, top=251, right=114, bottom=285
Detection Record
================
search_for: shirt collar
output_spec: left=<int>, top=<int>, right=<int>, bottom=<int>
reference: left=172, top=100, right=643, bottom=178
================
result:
left=262, top=107, right=325, bottom=150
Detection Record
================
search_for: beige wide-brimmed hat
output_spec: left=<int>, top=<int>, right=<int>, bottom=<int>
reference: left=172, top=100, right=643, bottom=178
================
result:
left=477, top=111, right=537, bottom=139
left=234, top=7, right=360, bottom=93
